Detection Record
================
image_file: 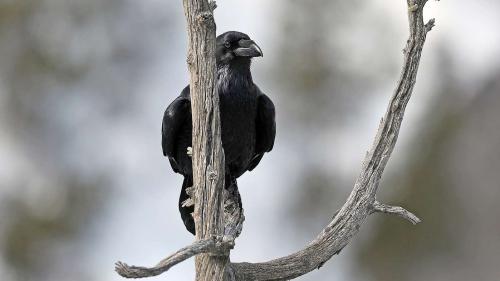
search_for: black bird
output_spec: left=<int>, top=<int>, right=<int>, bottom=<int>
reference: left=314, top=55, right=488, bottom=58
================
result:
left=162, top=31, right=276, bottom=235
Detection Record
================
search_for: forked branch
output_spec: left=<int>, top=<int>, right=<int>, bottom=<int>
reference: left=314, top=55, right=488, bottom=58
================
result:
left=115, top=0, right=435, bottom=280
left=227, top=1, right=433, bottom=279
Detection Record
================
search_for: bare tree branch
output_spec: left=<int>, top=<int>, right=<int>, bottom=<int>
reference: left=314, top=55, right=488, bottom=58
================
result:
left=372, top=201, right=421, bottom=225
left=227, top=1, right=432, bottom=279
left=115, top=238, right=234, bottom=278
left=115, top=0, right=436, bottom=280
left=181, top=0, right=229, bottom=280
left=114, top=180, right=244, bottom=279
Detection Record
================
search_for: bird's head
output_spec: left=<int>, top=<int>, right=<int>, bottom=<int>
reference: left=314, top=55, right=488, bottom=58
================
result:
left=216, top=31, right=263, bottom=67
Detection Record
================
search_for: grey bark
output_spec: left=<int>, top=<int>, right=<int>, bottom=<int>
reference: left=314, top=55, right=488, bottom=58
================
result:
left=115, top=0, right=436, bottom=280
left=115, top=238, right=234, bottom=278
left=182, top=0, right=228, bottom=280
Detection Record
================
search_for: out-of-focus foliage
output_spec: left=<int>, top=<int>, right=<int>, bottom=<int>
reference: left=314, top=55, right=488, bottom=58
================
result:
left=355, top=57, right=500, bottom=281
left=277, top=1, right=500, bottom=280
left=272, top=0, right=396, bottom=127
left=3, top=178, right=108, bottom=281
left=0, top=1, right=175, bottom=280
left=1, top=0, right=500, bottom=280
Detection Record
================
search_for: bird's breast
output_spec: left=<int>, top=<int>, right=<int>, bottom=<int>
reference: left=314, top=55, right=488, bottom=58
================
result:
left=218, top=88, right=258, bottom=170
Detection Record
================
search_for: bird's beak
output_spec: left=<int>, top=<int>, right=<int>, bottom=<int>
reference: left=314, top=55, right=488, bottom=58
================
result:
left=234, top=39, right=263, bottom=57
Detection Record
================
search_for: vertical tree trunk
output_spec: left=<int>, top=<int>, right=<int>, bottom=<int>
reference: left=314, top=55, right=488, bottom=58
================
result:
left=182, top=0, right=227, bottom=280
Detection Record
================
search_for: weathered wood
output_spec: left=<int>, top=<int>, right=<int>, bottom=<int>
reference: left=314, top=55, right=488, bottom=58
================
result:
left=226, top=1, right=433, bottom=280
left=114, top=238, right=234, bottom=278
left=114, top=0, right=435, bottom=280
left=182, top=0, right=227, bottom=280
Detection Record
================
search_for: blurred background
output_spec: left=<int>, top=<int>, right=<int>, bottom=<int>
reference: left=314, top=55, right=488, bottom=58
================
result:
left=1, top=0, right=499, bottom=280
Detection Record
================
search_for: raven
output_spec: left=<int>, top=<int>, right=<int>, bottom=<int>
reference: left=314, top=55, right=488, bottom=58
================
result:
left=162, top=31, right=276, bottom=235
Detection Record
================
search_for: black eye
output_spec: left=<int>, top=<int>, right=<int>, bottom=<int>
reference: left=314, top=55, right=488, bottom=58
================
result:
left=224, top=42, right=231, bottom=48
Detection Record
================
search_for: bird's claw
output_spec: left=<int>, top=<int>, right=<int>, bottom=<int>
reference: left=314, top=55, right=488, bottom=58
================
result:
left=187, top=147, right=193, bottom=157
left=185, top=186, right=195, bottom=197
left=182, top=186, right=195, bottom=207
left=181, top=198, right=194, bottom=208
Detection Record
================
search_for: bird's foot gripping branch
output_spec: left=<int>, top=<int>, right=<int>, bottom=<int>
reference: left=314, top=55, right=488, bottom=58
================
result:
left=115, top=0, right=436, bottom=280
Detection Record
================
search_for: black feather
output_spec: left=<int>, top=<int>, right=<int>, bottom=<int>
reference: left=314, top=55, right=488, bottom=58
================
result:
left=161, top=31, right=276, bottom=234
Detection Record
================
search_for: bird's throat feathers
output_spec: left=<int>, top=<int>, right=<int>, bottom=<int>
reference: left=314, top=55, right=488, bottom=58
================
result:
left=217, top=61, right=253, bottom=94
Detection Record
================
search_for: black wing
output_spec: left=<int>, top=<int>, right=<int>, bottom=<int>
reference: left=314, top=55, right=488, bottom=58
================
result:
left=162, top=86, right=191, bottom=173
left=247, top=93, right=276, bottom=171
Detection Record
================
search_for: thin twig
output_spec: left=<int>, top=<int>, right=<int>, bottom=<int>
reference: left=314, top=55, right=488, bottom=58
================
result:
left=372, top=201, right=421, bottom=225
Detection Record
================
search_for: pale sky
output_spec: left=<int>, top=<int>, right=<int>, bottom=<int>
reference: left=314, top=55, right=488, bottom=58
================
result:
left=1, top=1, right=498, bottom=280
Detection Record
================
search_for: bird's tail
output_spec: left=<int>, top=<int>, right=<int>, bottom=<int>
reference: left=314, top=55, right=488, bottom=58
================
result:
left=179, top=176, right=195, bottom=235
left=178, top=175, right=240, bottom=235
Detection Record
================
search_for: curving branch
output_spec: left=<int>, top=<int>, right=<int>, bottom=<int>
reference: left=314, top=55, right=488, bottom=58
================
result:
left=115, top=237, right=234, bottom=278
left=115, top=0, right=436, bottom=280
left=227, top=0, right=434, bottom=279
